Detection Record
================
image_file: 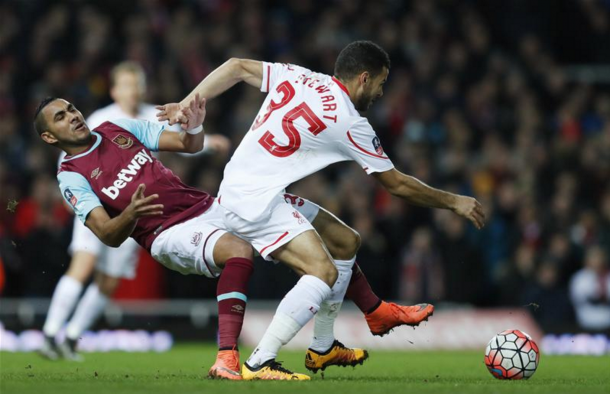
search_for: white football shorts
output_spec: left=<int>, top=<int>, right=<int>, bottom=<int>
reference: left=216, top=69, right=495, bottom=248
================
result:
left=150, top=199, right=227, bottom=278
left=220, top=193, right=316, bottom=261
left=151, top=193, right=322, bottom=275
left=282, top=193, right=321, bottom=223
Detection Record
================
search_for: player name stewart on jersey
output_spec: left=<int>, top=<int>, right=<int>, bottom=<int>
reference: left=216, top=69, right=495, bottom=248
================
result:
left=57, top=120, right=213, bottom=251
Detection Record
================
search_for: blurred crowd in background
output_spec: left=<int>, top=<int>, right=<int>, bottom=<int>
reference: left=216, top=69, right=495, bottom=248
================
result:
left=1, top=0, right=609, bottom=333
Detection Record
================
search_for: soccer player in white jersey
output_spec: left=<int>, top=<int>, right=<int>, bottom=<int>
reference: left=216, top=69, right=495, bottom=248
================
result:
left=158, top=41, right=485, bottom=380
left=39, top=61, right=229, bottom=361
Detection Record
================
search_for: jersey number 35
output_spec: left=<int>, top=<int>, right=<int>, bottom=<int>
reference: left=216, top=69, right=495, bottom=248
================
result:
left=253, top=81, right=326, bottom=158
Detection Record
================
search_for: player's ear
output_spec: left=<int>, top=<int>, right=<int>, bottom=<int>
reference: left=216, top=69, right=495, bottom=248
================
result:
left=40, top=130, right=58, bottom=145
left=358, top=71, right=370, bottom=86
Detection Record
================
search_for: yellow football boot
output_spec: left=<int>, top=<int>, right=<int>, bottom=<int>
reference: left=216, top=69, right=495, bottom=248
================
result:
left=242, top=359, right=310, bottom=381
left=305, top=340, right=369, bottom=373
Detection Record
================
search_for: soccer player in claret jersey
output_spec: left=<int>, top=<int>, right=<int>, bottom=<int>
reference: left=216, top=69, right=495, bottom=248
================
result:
left=38, top=62, right=230, bottom=363
left=158, top=41, right=485, bottom=380
left=34, top=95, right=256, bottom=380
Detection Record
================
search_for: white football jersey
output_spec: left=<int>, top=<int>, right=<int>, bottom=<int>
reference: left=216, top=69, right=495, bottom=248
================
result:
left=218, top=62, right=395, bottom=221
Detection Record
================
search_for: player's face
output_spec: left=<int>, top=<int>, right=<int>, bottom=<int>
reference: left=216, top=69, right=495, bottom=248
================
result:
left=356, top=67, right=389, bottom=112
left=111, top=71, right=145, bottom=112
left=40, top=99, right=92, bottom=147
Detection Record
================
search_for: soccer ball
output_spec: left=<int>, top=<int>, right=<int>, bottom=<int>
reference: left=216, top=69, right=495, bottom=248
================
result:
left=484, top=329, right=540, bottom=380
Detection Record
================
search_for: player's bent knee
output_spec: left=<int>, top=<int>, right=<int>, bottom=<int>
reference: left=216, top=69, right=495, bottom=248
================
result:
left=312, top=263, right=338, bottom=288
left=213, top=233, right=254, bottom=267
left=349, top=229, right=361, bottom=254
left=230, top=239, right=254, bottom=260
left=327, top=227, right=361, bottom=260
left=314, top=209, right=361, bottom=259
left=324, top=264, right=339, bottom=287
left=299, top=258, right=337, bottom=287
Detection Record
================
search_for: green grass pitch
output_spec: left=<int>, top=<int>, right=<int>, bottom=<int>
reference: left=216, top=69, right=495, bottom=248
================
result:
left=1, top=344, right=609, bottom=394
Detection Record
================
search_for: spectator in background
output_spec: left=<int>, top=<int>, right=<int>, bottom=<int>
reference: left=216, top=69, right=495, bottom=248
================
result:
left=400, top=227, right=443, bottom=303
left=600, top=189, right=610, bottom=257
left=11, top=174, right=72, bottom=296
left=498, top=243, right=536, bottom=306
left=435, top=210, right=485, bottom=304
left=522, top=258, right=574, bottom=332
left=570, top=246, right=610, bottom=332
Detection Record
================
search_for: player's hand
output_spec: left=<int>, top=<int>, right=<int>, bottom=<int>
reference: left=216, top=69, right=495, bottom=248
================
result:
left=156, top=102, right=182, bottom=125
left=451, top=195, right=485, bottom=230
left=156, top=94, right=207, bottom=131
left=126, top=184, right=164, bottom=220
left=179, top=93, right=207, bottom=131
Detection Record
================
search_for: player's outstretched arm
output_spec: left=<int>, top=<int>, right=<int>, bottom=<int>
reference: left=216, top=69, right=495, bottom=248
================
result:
left=85, top=184, right=163, bottom=247
left=158, top=94, right=207, bottom=148
left=156, top=58, right=262, bottom=126
left=373, top=168, right=486, bottom=229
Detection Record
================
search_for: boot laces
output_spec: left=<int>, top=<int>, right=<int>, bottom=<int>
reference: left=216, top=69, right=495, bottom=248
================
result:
left=269, top=360, right=293, bottom=375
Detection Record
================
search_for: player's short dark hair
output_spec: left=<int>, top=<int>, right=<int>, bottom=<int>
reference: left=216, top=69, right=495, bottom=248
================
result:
left=334, top=41, right=391, bottom=81
left=33, top=96, right=58, bottom=136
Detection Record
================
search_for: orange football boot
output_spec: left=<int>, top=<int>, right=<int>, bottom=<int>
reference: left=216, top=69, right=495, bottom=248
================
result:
left=208, top=349, right=242, bottom=380
left=365, top=302, right=434, bottom=336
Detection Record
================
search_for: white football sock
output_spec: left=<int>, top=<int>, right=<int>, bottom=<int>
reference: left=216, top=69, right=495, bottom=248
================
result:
left=65, top=283, right=109, bottom=340
left=246, top=275, right=331, bottom=368
left=43, top=276, right=83, bottom=337
left=309, top=257, right=355, bottom=352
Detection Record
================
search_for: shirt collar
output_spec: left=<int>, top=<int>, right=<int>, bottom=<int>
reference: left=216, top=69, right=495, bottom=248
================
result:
left=62, top=132, right=101, bottom=162
left=332, top=76, right=350, bottom=97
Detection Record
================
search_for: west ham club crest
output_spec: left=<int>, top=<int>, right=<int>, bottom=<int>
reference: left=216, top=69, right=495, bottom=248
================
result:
left=112, top=134, right=134, bottom=149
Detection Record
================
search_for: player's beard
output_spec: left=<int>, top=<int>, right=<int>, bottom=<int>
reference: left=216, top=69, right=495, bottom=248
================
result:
left=64, top=131, right=93, bottom=148
left=355, top=92, right=375, bottom=112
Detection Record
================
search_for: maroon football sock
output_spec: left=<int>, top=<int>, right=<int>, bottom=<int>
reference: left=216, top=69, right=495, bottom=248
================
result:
left=216, top=257, right=254, bottom=350
left=346, top=262, right=382, bottom=315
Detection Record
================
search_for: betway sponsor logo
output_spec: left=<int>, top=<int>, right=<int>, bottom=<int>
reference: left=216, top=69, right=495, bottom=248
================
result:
left=101, top=149, right=153, bottom=200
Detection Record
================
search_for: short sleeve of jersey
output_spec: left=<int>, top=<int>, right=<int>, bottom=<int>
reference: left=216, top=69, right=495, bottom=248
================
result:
left=260, top=62, right=298, bottom=93
left=110, top=119, right=165, bottom=151
left=57, top=171, right=103, bottom=223
left=341, top=118, right=395, bottom=174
